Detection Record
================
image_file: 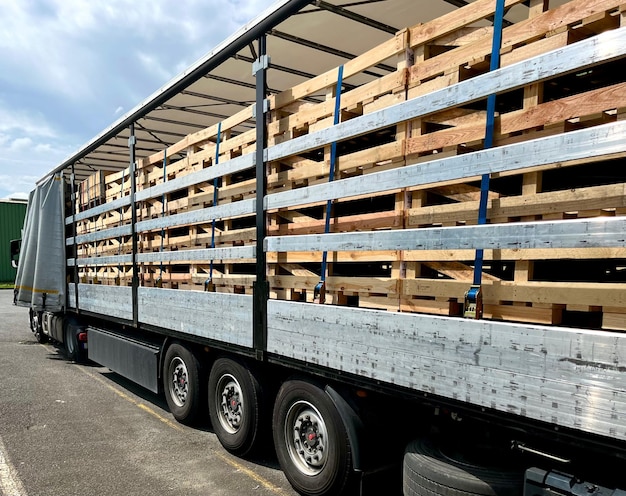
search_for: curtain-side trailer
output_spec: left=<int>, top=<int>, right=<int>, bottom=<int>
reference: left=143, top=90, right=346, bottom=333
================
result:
left=12, top=1, right=626, bottom=495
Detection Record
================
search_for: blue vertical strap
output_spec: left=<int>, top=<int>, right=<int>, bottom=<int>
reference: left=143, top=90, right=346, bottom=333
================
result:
left=206, top=122, right=222, bottom=291
left=466, top=0, right=506, bottom=317
left=314, top=65, right=344, bottom=303
left=157, top=150, right=167, bottom=287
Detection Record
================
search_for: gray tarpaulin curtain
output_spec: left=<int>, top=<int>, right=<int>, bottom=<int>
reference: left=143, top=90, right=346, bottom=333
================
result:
left=14, top=173, right=66, bottom=312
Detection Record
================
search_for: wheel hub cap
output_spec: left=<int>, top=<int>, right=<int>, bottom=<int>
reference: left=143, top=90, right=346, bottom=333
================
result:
left=170, top=361, right=188, bottom=406
left=286, top=403, right=328, bottom=474
left=217, top=376, right=244, bottom=434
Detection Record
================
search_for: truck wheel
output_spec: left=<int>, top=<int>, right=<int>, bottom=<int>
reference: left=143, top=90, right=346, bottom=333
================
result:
left=64, top=320, right=86, bottom=363
left=29, top=309, right=47, bottom=344
left=403, top=437, right=523, bottom=496
left=163, top=343, right=201, bottom=425
left=208, top=357, right=263, bottom=457
left=273, top=380, right=354, bottom=496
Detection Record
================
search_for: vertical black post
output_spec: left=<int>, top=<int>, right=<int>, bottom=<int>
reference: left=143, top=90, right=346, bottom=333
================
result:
left=129, top=124, right=139, bottom=328
left=71, top=163, right=79, bottom=312
left=253, top=34, right=269, bottom=359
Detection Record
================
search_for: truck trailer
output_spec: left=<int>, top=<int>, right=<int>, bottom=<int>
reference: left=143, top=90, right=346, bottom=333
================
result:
left=12, top=0, right=626, bottom=494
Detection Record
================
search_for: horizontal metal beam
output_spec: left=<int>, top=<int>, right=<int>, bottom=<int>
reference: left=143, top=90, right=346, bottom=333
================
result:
left=68, top=254, right=133, bottom=267
left=66, top=196, right=132, bottom=224
left=67, top=224, right=132, bottom=246
left=135, top=198, right=255, bottom=233
left=136, top=246, right=255, bottom=263
left=135, top=153, right=255, bottom=202
left=314, top=0, right=398, bottom=34
left=265, top=27, right=626, bottom=165
left=265, top=217, right=626, bottom=253
left=266, top=119, right=626, bottom=210
left=68, top=246, right=255, bottom=266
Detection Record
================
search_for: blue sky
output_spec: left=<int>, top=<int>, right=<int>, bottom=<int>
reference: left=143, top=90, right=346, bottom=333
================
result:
left=0, top=0, right=276, bottom=200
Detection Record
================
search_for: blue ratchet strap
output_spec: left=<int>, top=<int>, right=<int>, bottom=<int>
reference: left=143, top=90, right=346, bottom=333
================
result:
left=465, top=0, right=505, bottom=318
left=156, top=150, right=167, bottom=288
left=206, top=122, right=222, bottom=291
left=314, top=65, right=344, bottom=304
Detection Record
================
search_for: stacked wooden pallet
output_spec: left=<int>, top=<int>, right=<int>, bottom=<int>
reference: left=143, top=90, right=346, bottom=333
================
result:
left=73, top=0, right=626, bottom=330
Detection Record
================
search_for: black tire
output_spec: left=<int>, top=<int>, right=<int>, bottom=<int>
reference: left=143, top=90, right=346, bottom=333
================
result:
left=163, top=343, right=201, bottom=425
left=403, top=437, right=523, bottom=496
left=273, top=380, right=354, bottom=496
left=64, top=320, right=86, bottom=363
left=208, top=357, right=264, bottom=457
left=29, top=309, right=47, bottom=344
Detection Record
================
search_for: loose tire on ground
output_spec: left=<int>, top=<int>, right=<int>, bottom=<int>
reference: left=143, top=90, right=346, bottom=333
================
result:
left=273, top=380, right=355, bottom=496
left=208, top=357, right=264, bottom=457
left=163, top=343, right=202, bottom=425
left=403, top=436, right=524, bottom=496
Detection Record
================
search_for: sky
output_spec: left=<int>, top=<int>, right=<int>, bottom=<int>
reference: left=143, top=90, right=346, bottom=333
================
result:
left=0, top=0, right=276, bottom=200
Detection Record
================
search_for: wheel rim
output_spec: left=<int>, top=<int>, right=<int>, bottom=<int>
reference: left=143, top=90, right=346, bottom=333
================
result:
left=215, top=373, right=244, bottom=434
left=168, top=357, right=189, bottom=408
left=284, top=400, right=329, bottom=476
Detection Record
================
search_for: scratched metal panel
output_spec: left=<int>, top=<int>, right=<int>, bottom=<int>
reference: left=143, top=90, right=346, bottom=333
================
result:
left=267, top=300, right=626, bottom=441
left=135, top=198, right=254, bottom=233
left=66, top=195, right=132, bottom=225
left=136, top=246, right=255, bottom=263
left=67, top=224, right=132, bottom=246
left=266, top=119, right=626, bottom=210
left=135, top=153, right=254, bottom=203
left=73, top=284, right=133, bottom=321
left=138, top=287, right=253, bottom=348
left=266, top=217, right=626, bottom=253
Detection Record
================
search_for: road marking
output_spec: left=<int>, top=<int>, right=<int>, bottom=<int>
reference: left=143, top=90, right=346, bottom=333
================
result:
left=0, top=434, right=28, bottom=496
left=76, top=365, right=291, bottom=496
left=76, top=367, right=183, bottom=432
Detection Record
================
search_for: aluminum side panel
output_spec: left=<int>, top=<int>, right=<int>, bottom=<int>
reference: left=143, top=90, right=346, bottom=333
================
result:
left=138, top=287, right=253, bottom=348
left=267, top=300, right=626, bottom=440
left=71, top=284, right=133, bottom=321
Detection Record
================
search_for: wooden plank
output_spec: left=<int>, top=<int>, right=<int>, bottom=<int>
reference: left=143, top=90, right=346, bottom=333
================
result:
left=402, top=278, right=626, bottom=308
left=142, top=105, right=254, bottom=167
left=409, top=0, right=623, bottom=85
left=408, top=0, right=526, bottom=49
left=406, top=183, right=626, bottom=227
left=270, top=30, right=408, bottom=110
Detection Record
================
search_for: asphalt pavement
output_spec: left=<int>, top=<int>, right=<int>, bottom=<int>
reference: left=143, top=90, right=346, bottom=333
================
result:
left=0, top=290, right=298, bottom=496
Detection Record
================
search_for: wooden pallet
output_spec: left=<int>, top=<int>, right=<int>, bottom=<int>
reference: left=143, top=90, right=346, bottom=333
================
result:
left=71, top=0, right=626, bottom=331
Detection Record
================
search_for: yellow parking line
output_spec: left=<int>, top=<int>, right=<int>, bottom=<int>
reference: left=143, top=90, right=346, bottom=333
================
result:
left=75, top=365, right=290, bottom=496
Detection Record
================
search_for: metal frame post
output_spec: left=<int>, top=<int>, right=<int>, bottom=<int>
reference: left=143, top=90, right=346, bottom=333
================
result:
left=70, top=163, right=79, bottom=312
left=129, top=124, right=139, bottom=328
left=253, top=34, right=269, bottom=358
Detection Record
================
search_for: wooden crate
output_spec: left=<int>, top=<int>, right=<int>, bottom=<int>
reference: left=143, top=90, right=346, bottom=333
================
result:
left=72, top=0, right=626, bottom=331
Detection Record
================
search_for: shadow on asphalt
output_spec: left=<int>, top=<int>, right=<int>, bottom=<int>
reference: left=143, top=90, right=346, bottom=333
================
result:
left=99, top=369, right=284, bottom=471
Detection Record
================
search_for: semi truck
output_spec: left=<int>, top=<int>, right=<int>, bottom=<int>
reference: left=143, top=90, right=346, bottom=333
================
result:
left=12, top=0, right=626, bottom=494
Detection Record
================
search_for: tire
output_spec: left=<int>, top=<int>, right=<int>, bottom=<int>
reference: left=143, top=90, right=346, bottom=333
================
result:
left=163, top=343, right=202, bottom=425
left=64, top=320, right=86, bottom=363
left=273, top=380, right=354, bottom=496
left=403, top=437, right=524, bottom=496
left=29, top=309, right=47, bottom=344
left=208, top=357, right=264, bottom=457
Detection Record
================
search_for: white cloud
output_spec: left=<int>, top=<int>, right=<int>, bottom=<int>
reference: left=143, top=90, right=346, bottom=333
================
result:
left=0, top=0, right=277, bottom=198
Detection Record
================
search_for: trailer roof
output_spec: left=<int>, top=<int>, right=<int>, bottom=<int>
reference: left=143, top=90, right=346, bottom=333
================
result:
left=42, top=0, right=554, bottom=184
